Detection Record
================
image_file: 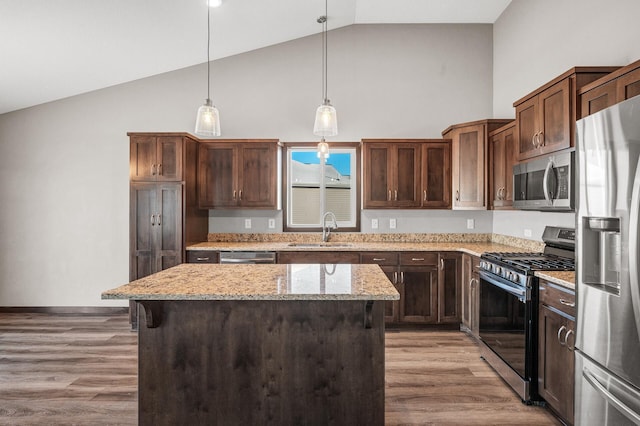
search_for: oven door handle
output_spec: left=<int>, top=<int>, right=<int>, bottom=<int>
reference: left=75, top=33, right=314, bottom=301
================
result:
left=479, top=271, right=527, bottom=301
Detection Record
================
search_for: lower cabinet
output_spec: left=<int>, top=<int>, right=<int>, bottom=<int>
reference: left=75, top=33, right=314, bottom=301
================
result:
left=399, top=265, right=439, bottom=323
left=186, top=250, right=219, bottom=263
left=360, top=253, right=400, bottom=323
left=461, top=254, right=480, bottom=337
left=538, top=280, right=575, bottom=425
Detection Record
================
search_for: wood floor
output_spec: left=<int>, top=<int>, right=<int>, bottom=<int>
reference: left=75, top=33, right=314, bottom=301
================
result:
left=0, top=313, right=560, bottom=425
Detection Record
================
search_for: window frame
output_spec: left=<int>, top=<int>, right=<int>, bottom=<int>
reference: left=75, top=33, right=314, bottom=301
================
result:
left=282, top=142, right=361, bottom=232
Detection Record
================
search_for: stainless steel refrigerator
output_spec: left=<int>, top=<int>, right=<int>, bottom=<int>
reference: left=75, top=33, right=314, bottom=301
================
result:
left=575, top=94, right=640, bottom=425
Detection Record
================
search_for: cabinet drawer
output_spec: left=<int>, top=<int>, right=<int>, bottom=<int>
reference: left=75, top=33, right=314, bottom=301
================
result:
left=400, top=252, right=438, bottom=266
left=187, top=250, right=219, bottom=264
left=539, top=280, right=575, bottom=318
left=361, top=252, right=399, bottom=265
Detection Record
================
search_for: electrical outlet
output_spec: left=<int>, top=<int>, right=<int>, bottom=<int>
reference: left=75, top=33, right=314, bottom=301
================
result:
left=389, top=218, right=397, bottom=229
left=268, top=219, right=276, bottom=229
left=466, top=219, right=475, bottom=229
left=524, top=229, right=532, bottom=237
left=244, top=219, right=252, bottom=229
left=371, top=219, right=379, bottom=229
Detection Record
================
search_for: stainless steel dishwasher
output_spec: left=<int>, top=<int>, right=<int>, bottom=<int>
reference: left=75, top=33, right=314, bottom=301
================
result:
left=219, top=251, right=277, bottom=264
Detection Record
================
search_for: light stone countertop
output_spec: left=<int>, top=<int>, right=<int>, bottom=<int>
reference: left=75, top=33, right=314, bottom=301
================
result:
left=102, top=263, right=400, bottom=301
left=536, top=271, right=575, bottom=290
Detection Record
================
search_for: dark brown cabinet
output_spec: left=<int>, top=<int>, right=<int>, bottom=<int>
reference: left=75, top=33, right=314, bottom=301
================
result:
left=461, top=254, right=480, bottom=338
left=360, top=253, right=400, bottom=323
left=198, top=140, right=278, bottom=209
left=538, top=280, right=575, bottom=425
left=128, top=133, right=208, bottom=328
left=438, top=253, right=462, bottom=324
left=130, top=135, right=183, bottom=181
left=362, top=140, right=422, bottom=208
left=489, top=121, right=516, bottom=210
left=443, top=120, right=512, bottom=210
left=186, top=250, right=219, bottom=264
left=421, top=141, right=452, bottom=208
left=398, top=264, right=438, bottom=324
left=580, top=59, right=640, bottom=118
left=514, top=67, right=619, bottom=161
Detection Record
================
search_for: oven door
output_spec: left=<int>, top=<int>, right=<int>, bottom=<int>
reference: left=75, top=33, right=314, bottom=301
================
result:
left=478, top=270, right=533, bottom=381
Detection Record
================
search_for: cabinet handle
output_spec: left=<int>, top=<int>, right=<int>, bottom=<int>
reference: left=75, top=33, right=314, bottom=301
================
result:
left=373, top=258, right=386, bottom=261
left=423, top=190, right=427, bottom=202
left=440, top=258, right=444, bottom=270
left=559, top=298, right=575, bottom=308
left=239, top=190, right=242, bottom=201
left=156, top=214, right=161, bottom=225
left=531, top=133, right=537, bottom=148
left=400, top=271, right=404, bottom=284
left=538, top=131, right=544, bottom=147
left=150, top=214, right=156, bottom=226
left=564, top=329, right=575, bottom=351
left=233, top=190, right=237, bottom=200
left=411, top=258, right=425, bottom=262
left=151, top=164, right=157, bottom=176
left=388, top=190, right=391, bottom=201
left=469, top=278, right=476, bottom=288
left=501, top=187, right=506, bottom=199
left=496, top=188, right=501, bottom=200
left=455, top=190, right=460, bottom=201
left=196, top=257, right=210, bottom=261
left=157, top=163, right=162, bottom=176
left=393, top=271, right=398, bottom=284
left=394, top=189, right=398, bottom=201
left=557, top=325, right=567, bottom=346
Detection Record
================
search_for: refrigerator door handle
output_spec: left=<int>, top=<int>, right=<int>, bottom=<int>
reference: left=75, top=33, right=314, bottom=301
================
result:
left=630, top=162, right=640, bottom=343
left=583, top=367, right=640, bottom=424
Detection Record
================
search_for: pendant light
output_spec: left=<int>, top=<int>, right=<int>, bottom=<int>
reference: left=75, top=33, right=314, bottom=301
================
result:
left=313, top=0, right=337, bottom=137
left=195, top=1, right=221, bottom=136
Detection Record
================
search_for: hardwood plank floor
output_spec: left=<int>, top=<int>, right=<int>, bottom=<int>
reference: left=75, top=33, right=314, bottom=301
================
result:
left=0, top=313, right=559, bottom=425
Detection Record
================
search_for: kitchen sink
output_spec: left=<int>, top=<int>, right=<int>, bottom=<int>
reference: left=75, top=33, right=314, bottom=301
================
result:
left=287, top=242, right=353, bottom=248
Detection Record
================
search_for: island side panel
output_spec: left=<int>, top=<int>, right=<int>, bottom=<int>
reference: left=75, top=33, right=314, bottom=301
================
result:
left=138, top=300, right=385, bottom=426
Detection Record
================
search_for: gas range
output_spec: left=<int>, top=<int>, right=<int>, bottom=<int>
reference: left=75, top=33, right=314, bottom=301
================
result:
left=480, top=251, right=575, bottom=287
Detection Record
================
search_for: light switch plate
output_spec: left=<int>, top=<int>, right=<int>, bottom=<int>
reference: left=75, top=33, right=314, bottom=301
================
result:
left=244, top=219, right=252, bottom=229
left=268, top=219, right=276, bottom=229
left=389, top=218, right=397, bottom=229
left=466, top=219, right=475, bottom=229
left=371, top=219, right=379, bottom=229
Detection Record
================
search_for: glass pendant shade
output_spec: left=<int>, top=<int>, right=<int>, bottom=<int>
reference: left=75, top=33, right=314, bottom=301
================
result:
left=313, top=101, right=338, bottom=137
left=195, top=99, right=221, bottom=137
left=317, top=139, right=330, bottom=159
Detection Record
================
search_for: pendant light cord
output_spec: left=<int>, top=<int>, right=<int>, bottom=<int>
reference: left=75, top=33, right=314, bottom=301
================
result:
left=207, top=5, right=211, bottom=102
left=318, top=0, right=328, bottom=103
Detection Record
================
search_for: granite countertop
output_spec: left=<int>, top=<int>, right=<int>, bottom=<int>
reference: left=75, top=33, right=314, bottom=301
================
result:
left=102, top=263, right=400, bottom=301
left=186, top=241, right=529, bottom=258
left=536, top=271, right=575, bottom=290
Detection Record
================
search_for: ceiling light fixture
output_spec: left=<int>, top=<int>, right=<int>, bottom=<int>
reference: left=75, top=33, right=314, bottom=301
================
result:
left=313, top=0, right=337, bottom=138
left=195, top=1, right=221, bottom=136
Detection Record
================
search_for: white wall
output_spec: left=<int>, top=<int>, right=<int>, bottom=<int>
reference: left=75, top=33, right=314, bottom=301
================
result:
left=0, top=24, right=493, bottom=307
left=490, top=0, right=640, bottom=240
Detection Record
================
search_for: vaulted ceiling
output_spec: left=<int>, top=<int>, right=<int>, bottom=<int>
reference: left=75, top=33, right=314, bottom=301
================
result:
left=0, top=0, right=511, bottom=114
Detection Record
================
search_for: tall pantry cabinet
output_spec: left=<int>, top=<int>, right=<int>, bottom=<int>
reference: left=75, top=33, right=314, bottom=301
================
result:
left=129, top=133, right=208, bottom=328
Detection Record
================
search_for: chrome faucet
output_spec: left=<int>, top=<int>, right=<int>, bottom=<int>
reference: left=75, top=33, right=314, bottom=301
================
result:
left=322, top=211, right=338, bottom=242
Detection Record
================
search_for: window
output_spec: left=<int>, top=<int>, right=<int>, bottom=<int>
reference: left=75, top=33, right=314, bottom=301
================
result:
left=283, top=143, right=360, bottom=231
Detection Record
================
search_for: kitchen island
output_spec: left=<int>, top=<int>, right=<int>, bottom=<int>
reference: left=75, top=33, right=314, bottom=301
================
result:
left=102, top=263, right=398, bottom=426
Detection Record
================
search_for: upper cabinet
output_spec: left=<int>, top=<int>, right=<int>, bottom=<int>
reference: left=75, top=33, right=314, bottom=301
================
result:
left=443, top=120, right=512, bottom=210
left=198, top=139, right=279, bottom=209
left=513, top=67, right=619, bottom=161
left=489, top=121, right=516, bottom=210
left=362, top=139, right=450, bottom=209
left=130, top=134, right=184, bottom=181
left=579, top=59, right=640, bottom=118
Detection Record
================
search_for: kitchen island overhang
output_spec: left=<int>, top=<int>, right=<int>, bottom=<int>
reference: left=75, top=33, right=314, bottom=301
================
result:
left=103, top=263, right=398, bottom=426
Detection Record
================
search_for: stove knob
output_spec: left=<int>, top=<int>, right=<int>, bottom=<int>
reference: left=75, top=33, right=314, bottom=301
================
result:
left=495, top=266, right=502, bottom=275
left=510, top=272, right=519, bottom=283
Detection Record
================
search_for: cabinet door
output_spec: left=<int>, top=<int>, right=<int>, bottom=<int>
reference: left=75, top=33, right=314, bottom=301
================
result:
left=490, top=125, right=515, bottom=209
left=516, top=96, right=539, bottom=161
left=422, top=142, right=451, bottom=208
left=538, top=78, right=571, bottom=155
left=538, top=304, right=575, bottom=425
left=452, top=125, right=486, bottom=209
left=156, top=136, right=183, bottom=181
left=398, top=266, right=438, bottom=324
left=438, top=253, right=461, bottom=324
left=130, top=136, right=157, bottom=181
left=156, top=183, right=183, bottom=271
left=130, top=183, right=156, bottom=279
left=363, top=144, right=393, bottom=208
left=617, top=67, right=640, bottom=101
left=581, top=80, right=617, bottom=118
left=394, top=144, right=421, bottom=207
left=239, top=144, right=277, bottom=208
left=198, top=144, right=238, bottom=208
left=380, top=265, right=399, bottom=323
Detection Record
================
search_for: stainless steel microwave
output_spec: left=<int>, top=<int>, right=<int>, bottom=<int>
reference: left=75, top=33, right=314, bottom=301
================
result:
left=513, top=149, right=575, bottom=211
